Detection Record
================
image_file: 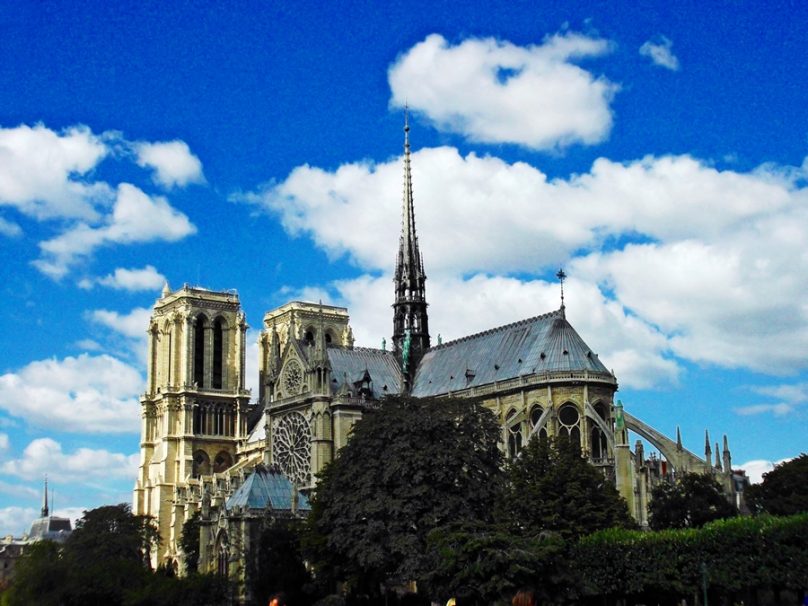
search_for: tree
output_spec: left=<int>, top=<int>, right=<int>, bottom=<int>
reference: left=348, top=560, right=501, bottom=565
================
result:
left=180, top=510, right=201, bottom=575
left=648, top=472, right=737, bottom=530
left=501, top=436, right=634, bottom=540
left=250, top=518, right=312, bottom=606
left=307, top=395, right=504, bottom=594
left=3, top=540, right=67, bottom=606
left=746, top=453, right=808, bottom=516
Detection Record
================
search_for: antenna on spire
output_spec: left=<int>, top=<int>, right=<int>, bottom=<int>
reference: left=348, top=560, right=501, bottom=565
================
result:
left=556, top=268, right=567, bottom=317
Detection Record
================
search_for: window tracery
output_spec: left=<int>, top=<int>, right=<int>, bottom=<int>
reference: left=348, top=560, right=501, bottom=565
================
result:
left=272, top=412, right=311, bottom=486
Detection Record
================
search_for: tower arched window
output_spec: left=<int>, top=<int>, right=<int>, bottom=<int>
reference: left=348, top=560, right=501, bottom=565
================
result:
left=193, top=450, right=210, bottom=477
left=193, top=315, right=207, bottom=387
left=212, top=318, right=223, bottom=389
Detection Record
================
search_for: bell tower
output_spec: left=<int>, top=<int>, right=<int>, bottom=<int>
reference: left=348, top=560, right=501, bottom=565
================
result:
left=392, top=114, right=430, bottom=383
left=133, top=284, right=251, bottom=568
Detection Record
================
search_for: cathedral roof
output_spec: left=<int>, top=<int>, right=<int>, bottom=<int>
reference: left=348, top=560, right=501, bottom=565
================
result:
left=226, top=465, right=311, bottom=512
left=411, top=309, right=613, bottom=397
left=327, top=347, right=404, bottom=398
left=28, top=516, right=72, bottom=543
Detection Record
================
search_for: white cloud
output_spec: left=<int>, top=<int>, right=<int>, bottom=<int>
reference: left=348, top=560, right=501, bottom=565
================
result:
left=2, top=438, right=139, bottom=483
left=739, top=457, right=793, bottom=484
left=734, top=382, right=808, bottom=416
left=34, top=183, right=196, bottom=278
left=134, top=140, right=205, bottom=188
left=244, top=147, right=808, bottom=382
left=0, top=432, right=8, bottom=452
left=0, top=506, right=37, bottom=537
left=80, top=265, right=166, bottom=291
left=90, top=306, right=152, bottom=340
left=640, top=36, right=680, bottom=71
left=734, top=403, right=793, bottom=416
left=388, top=33, right=617, bottom=149
left=0, top=216, right=22, bottom=237
left=0, top=123, right=111, bottom=220
left=0, top=354, right=142, bottom=433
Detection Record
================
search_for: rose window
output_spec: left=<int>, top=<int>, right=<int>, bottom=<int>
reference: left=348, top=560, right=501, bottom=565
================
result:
left=283, top=361, right=303, bottom=396
left=272, top=412, right=311, bottom=486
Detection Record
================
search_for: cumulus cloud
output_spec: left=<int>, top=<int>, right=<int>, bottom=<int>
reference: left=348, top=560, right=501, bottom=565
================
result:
left=0, top=354, right=142, bottom=433
left=0, top=123, right=111, bottom=220
left=640, top=36, right=681, bottom=71
left=34, top=183, right=196, bottom=278
left=388, top=33, right=617, bottom=149
left=242, top=146, right=808, bottom=383
left=79, top=265, right=166, bottom=291
left=2, top=438, right=139, bottom=483
left=0, top=506, right=38, bottom=537
left=134, top=140, right=205, bottom=188
left=90, top=306, right=152, bottom=340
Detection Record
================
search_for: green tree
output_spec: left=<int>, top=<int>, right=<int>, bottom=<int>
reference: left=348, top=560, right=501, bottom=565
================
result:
left=501, top=436, right=634, bottom=540
left=3, top=540, right=67, bottom=606
left=180, top=510, right=201, bottom=575
left=746, top=453, right=808, bottom=516
left=648, top=472, right=737, bottom=530
left=307, top=395, right=503, bottom=595
left=250, top=518, right=312, bottom=606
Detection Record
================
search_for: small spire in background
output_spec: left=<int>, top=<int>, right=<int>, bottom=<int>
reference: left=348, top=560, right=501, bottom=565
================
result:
left=41, top=475, right=49, bottom=518
left=556, top=268, right=567, bottom=317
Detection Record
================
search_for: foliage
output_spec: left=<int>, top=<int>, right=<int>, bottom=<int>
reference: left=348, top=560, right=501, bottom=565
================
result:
left=648, top=472, right=737, bottom=529
left=3, top=503, right=230, bottom=606
left=573, top=513, right=808, bottom=604
left=746, top=453, right=808, bottom=516
left=180, top=510, right=201, bottom=574
left=250, top=517, right=312, bottom=606
left=424, top=521, right=565, bottom=605
left=2, top=540, right=67, bottom=606
left=307, top=395, right=503, bottom=593
left=501, top=436, right=634, bottom=540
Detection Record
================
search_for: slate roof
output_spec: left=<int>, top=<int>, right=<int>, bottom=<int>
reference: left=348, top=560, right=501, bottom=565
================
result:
left=411, top=309, right=613, bottom=397
left=226, top=465, right=311, bottom=511
left=327, top=347, right=404, bottom=398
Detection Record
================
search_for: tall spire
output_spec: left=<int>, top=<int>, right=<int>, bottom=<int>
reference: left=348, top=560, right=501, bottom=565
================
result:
left=41, top=475, right=49, bottom=518
left=393, top=111, right=430, bottom=381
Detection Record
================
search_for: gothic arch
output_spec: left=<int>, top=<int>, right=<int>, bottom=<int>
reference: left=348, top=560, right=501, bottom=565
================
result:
left=558, top=402, right=581, bottom=448
left=193, top=313, right=209, bottom=387
left=192, top=450, right=210, bottom=477
left=213, top=450, right=233, bottom=473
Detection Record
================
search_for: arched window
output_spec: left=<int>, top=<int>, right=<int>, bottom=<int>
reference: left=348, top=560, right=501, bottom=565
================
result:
left=213, top=451, right=233, bottom=473
left=216, top=534, right=229, bottom=577
left=529, top=405, right=548, bottom=441
left=212, top=318, right=223, bottom=389
left=558, top=404, right=581, bottom=448
left=193, top=315, right=207, bottom=387
left=193, top=450, right=210, bottom=477
left=590, top=402, right=609, bottom=461
left=193, top=405, right=206, bottom=434
left=325, top=332, right=332, bottom=344
left=506, top=409, right=522, bottom=458
left=304, top=329, right=314, bottom=344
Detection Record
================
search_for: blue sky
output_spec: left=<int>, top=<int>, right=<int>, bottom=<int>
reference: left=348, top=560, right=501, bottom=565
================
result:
left=1, top=1, right=807, bottom=535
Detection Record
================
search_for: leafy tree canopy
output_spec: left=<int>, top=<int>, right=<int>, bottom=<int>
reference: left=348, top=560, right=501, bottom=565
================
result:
left=180, top=510, right=201, bottom=575
left=746, top=453, right=808, bottom=516
left=251, top=517, right=312, bottom=606
left=307, top=395, right=503, bottom=591
left=648, top=471, right=737, bottom=530
left=501, top=436, right=634, bottom=539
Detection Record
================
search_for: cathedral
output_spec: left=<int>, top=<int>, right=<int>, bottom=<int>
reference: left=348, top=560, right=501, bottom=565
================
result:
left=133, top=121, right=744, bottom=586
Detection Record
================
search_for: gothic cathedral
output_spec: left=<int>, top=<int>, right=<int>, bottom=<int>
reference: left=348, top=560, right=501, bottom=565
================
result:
left=134, top=123, right=743, bottom=582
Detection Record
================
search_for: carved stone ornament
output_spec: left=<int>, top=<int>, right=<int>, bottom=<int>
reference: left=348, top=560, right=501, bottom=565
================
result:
left=282, top=360, right=303, bottom=396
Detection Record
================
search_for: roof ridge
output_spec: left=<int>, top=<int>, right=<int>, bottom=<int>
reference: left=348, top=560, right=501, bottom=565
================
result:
left=350, top=346, right=394, bottom=355
left=430, top=308, right=563, bottom=350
